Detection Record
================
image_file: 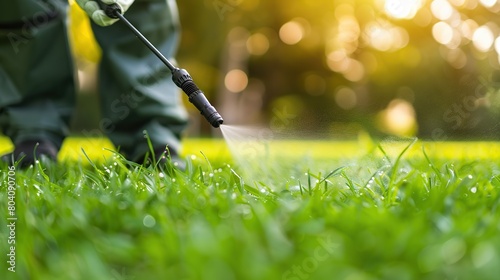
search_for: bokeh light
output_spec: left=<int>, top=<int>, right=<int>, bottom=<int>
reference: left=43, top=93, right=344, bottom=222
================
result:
left=335, top=87, right=357, bottom=110
left=303, top=73, right=326, bottom=96
left=460, top=19, right=478, bottom=40
left=494, top=36, right=500, bottom=55
left=446, top=48, right=468, bottom=68
left=246, top=33, right=270, bottom=55
left=364, top=20, right=409, bottom=51
left=433, top=21, right=454, bottom=45
left=225, top=69, right=249, bottom=93
left=377, top=99, right=418, bottom=136
left=480, top=0, right=497, bottom=8
left=279, top=20, right=305, bottom=45
left=384, top=0, right=423, bottom=19
left=431, top=0, right=455, bottom=21
left=472, top=25, right=495, bottom=52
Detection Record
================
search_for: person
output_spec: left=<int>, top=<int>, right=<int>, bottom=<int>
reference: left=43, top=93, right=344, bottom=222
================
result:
left=0, top=0, right=188, bottom=167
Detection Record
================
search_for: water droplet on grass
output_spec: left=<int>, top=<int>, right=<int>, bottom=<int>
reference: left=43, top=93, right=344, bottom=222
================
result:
left=143, top=215, right=156, bottom=228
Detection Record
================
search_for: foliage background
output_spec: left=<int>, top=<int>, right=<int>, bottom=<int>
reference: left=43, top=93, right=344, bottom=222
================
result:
left=70, top=0, right=500, bottom=139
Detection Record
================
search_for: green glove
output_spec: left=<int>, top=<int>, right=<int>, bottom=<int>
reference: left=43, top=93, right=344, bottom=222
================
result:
left=75, top=0, right=134, bottom=26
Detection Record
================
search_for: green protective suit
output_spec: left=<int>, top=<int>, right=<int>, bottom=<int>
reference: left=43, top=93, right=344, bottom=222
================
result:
left=0, top=0, right=188, bottom=160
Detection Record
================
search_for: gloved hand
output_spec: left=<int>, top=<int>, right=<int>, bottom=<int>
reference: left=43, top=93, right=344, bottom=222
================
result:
left=75, top=0, right=134, bottom=26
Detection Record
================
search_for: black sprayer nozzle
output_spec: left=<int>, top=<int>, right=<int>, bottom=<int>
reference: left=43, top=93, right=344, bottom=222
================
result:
left=172, top=69, right=224, bottom=128
left=101, top=2, right=224, bottom=128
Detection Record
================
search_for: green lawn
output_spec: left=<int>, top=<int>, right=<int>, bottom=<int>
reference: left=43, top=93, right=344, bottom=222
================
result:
left=1, top=137, right=500, bottom=280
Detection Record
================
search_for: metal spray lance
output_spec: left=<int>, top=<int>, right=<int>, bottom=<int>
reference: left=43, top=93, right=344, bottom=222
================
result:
left=101, top=3, right=224, bottom=128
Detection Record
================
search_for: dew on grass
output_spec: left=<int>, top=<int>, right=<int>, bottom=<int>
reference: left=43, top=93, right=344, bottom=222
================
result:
left=158, top=172, right=165, bottom=178
left=471, top=186, right=477, bottom=193
left=367, top=177, right=375, bottom=188
left=143, top=215, right=156, bottom=228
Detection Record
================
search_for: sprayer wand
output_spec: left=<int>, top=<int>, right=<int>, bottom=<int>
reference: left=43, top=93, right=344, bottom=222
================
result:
left=102, top=3, right=223, bottom=128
